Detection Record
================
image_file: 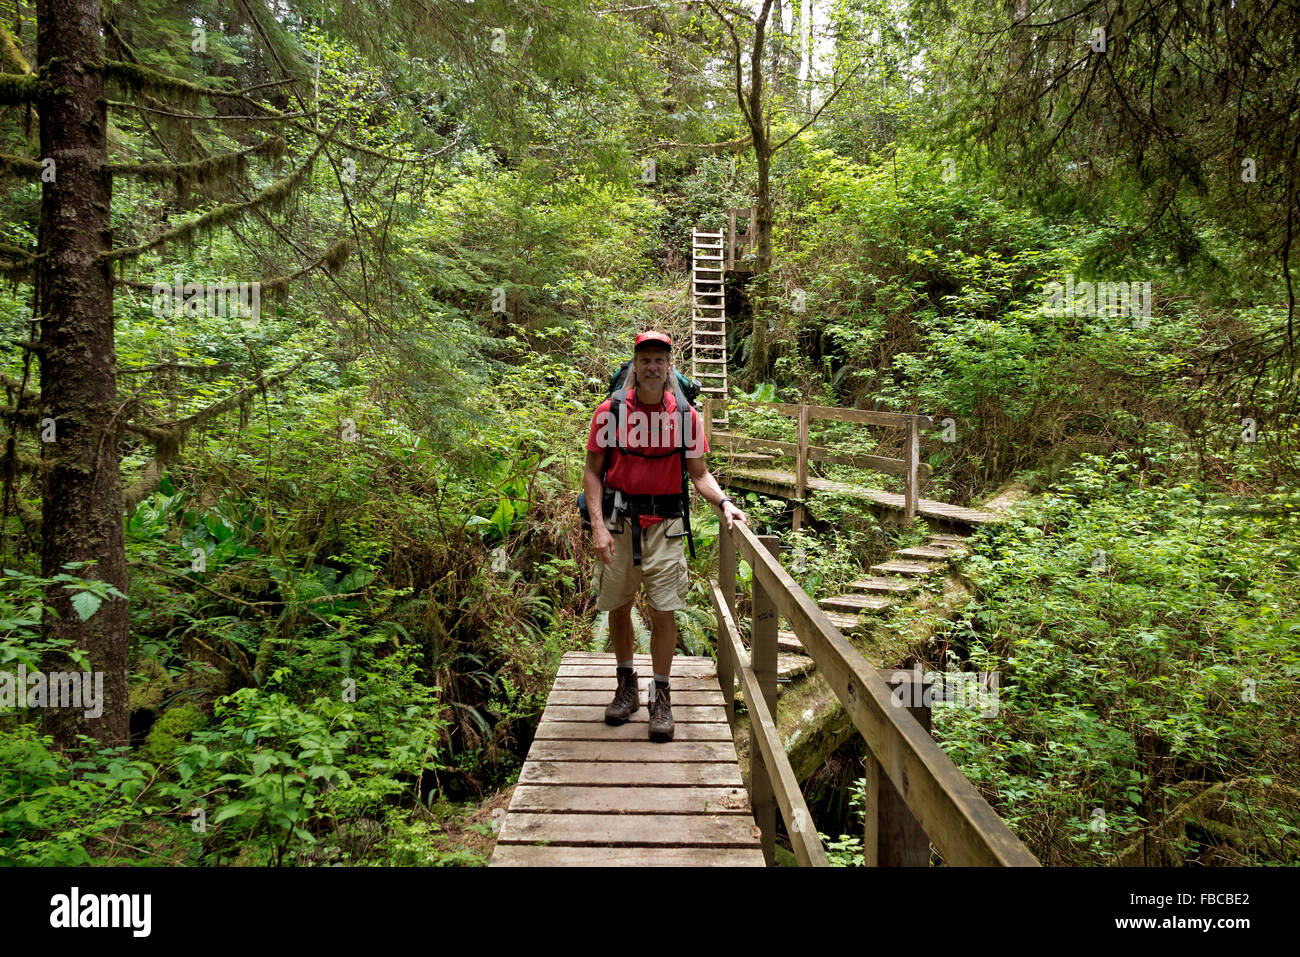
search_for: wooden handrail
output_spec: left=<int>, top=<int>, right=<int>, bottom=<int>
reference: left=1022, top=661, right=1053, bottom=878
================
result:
left=713, top=398, right=934, bottom=429
left=711, top=430, right=933, bottom=482
left=712, top=503, right=1040, bottom=867
left=703, top=397, right=933, bottom=521
left=711, top=580, right=827, bottom=866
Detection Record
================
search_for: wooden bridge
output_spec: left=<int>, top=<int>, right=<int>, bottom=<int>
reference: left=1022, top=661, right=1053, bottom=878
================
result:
left=491, top=498, right=1039, bottom=867
left=491, top=208, right=1031, bottom=865
left=702, top=397, right=1001, bottom=529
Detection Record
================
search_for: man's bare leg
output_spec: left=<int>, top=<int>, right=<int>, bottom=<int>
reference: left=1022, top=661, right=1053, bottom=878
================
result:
left=649, top=607, right=676, bottom=678
left=608, top=600, right=635, bottom=665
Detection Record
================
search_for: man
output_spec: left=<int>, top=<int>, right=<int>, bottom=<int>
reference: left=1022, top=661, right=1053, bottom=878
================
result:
left=584, top=331, right=749, bottom=742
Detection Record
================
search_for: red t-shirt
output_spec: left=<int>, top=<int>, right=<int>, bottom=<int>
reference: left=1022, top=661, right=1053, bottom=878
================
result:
left=586, top=388, right=709, bottom=526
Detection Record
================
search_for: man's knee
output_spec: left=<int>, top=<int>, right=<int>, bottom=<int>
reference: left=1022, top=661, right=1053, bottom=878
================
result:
left=609, top=600, right=634, bottom=620
left=648, top=608, right=677, bottom=630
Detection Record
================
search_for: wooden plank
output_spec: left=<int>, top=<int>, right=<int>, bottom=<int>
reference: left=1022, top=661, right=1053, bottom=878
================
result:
left=497, top=812, right=761, bottom=847
left=716, top=401, right=933, bottom=428
left=870, top=560, right=938, bottom=576
left=718, top=518, right=736, bottom=726
left=849, top=576, right=919, bottom=593
left=534, top=719, right=735, bottom=741
left=525, top=739, right=739, bottom=763
left=551, top=676, right=718, bottom=692
left=556, top=664, right=717, bottom=678
left=818, top=593, right=895, bottom=612
left=711, top=581, right=828, bottom=866
left=719, top=508, right=1040, bottom=867
left=751, top=535, right=780, bottom=866
left=561, top=652, right=710, bottom=661
left=794, top=405, right=809, bottom=531
left=508, top=784, right=752, bottom=814
left=865, top=674, right=933, bottom=866
left=491, top=844, right=765, bottom=866
left=713, top=432, right=924, bottom=480
left=777, top=654, right=815, bottom=680
left=822, top=610, right=863, bottom=632
left=541, top=705, right=726, bottom=723
left=896, top=546, right=958, bottom=560
left=904, top=414, right=919, bottom=523
left=517, top=761, right=745, bottom=787
left=722, top=470, right=1002, bottom=524
left=777, top=630, right=804, bottom=653
left=546, top=689, right=724, bottom=706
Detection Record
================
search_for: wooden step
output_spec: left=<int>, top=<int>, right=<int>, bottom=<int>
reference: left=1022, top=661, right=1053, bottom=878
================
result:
left=724, top=452, right=776, bottom=463
left=928, top=534, right=970, bottom=544
left=848, top=576, right=919, bottom=594
left=895, top=546, right=956, bottom=560
left=778, top=654, right=815, bottom=681
left=818, top=593, right=895, bottom=613
left=869, top=560, right=938, bottom=577
left=777, top=630, right=803, bottom=653
left=822, top=610, right=863, bottom=632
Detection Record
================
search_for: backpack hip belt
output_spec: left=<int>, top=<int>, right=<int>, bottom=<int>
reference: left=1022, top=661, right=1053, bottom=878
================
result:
left=607, top=489, right=689, bottom=566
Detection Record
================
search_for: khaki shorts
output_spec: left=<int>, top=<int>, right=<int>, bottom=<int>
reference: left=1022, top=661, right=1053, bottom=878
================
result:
left=593, top=516, right=690, bottom=612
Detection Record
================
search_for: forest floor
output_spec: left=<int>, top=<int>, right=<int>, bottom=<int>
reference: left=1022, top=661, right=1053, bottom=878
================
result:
left=428, top=786, right=515, bottom=865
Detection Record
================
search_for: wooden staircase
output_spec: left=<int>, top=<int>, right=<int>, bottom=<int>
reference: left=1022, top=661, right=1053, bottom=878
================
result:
left=691, top=228, right=728, bottom=432
left=774, top=532, right=972, bottom=673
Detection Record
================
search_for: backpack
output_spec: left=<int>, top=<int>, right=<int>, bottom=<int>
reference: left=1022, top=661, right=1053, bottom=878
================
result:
left=579, top=360, right=702, bottom=564
left=607, top=360, right=702, bottom=409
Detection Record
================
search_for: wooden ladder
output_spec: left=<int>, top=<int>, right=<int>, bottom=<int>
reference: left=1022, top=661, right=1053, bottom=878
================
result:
left=691, top=228, right=728, bottom=431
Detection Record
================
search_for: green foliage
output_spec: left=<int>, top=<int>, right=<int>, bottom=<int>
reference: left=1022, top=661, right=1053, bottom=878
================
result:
left=920, top=452, right=1300, bottom=864
left=0, top=727, right=173, bottom=866
left=143, top=703, right=206, bottom=766
left=1, top=565, right=126, bottom=671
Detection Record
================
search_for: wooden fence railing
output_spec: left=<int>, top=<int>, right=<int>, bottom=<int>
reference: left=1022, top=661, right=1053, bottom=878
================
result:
left=710, top=503, right=1040, bottom=867
left=725, top=205, right=757, bottom=271
left=702, top=398, right=933, bottom=527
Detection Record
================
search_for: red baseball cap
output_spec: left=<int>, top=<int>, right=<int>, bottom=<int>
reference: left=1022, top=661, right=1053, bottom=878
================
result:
left=634, top=330, right=672, bottom=351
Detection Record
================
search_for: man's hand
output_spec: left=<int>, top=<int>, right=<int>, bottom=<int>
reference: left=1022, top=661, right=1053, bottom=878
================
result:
left=721, top=499, right=748, bottom=529
left=592, top=526, right=616, bottom=565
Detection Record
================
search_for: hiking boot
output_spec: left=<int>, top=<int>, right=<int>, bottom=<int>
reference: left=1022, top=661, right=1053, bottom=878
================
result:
left=604, top=668, right=639, bottom=725
left=648, top=681, right=674, bottom=742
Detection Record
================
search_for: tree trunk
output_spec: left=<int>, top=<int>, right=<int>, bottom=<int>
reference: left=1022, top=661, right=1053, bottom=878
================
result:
left=751, top=141, right=773, bottom=379
left=36, top=0, right=130, bottom=748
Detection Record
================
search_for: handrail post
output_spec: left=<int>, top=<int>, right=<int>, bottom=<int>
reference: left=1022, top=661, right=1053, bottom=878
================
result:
left=727, top=208, right=737, bottom=271
left=865, top=669, right=932, bottom=865
left=750, top=534, right=780, bottom=866
left=903, top=414, right=919, bottom=524
left=702, top=396, right=714, bottom=447
left=793, top=404, right=809, bottom=531
left=717, top=509, right=737, bottom=725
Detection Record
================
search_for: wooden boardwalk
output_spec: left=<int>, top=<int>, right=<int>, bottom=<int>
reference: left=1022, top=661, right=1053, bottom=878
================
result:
left=723, top=467, right=1003, bottom=525
left=490, top=652, right=765, bottom=866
